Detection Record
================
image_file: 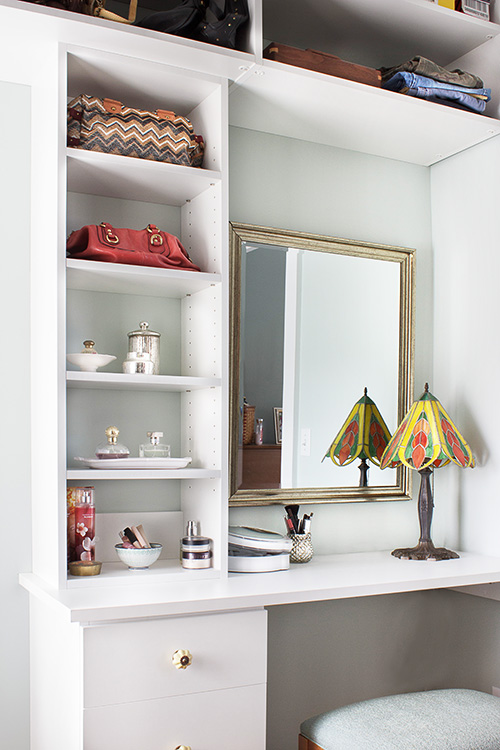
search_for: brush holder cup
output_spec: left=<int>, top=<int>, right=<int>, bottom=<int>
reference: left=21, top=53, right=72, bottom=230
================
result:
left=289, top=532, right=313, bottom=564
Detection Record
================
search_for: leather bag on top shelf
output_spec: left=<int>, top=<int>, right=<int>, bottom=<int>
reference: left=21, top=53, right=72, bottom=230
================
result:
left=67, top=94, right=205, bottom=167
left=66, top=223, right=201, bottom=271
left=24, top=0, right=138, bottom=23
left=263, top=42, right=381, bottom=88
left=137, top=0, right=249, bottom=50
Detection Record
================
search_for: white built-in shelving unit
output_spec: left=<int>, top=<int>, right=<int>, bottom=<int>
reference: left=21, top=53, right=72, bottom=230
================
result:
left=59, top=42, right=230, bottom=588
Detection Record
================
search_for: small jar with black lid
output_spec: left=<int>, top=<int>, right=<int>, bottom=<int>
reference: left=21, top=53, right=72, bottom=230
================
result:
left=180, top=521, right=213, bottom=569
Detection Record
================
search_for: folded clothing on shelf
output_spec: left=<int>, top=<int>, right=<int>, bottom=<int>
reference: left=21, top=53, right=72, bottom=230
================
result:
left=379, top=55, right=484, bottom=88
left=382, top=71, right=491, bottom=114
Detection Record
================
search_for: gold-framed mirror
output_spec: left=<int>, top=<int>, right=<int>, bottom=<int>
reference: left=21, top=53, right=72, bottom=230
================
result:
left=229, top=222, right=415, bottom=506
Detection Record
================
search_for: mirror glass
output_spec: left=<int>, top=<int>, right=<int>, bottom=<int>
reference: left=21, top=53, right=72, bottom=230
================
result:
left=229, top=223, right=415, bottom=506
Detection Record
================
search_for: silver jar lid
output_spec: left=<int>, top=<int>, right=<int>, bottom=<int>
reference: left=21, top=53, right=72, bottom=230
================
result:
left=127, top=321, right=160, bottom=338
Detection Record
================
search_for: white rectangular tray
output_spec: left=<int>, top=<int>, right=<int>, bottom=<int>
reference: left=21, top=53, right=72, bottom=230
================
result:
left=74, top=456, right=192, bottom=469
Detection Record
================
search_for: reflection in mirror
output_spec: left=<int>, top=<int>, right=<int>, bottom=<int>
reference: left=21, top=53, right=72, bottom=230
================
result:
left=229, top=223, right=415, bottom=506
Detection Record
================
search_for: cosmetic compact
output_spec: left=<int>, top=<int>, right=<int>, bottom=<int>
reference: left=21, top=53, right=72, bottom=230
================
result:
left=180, top=520, right=213, bottom=569
left=228, top=526, right=292, bottom=573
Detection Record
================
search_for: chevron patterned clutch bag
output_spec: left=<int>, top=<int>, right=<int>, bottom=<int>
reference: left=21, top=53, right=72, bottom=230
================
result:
left=67, top=94, right=205, bottom=168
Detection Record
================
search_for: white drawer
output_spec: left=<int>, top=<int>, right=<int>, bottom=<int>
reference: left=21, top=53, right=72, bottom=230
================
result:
left=83, top=609, right=267, bottom=708
left=84, top=683, right=266, bottom=750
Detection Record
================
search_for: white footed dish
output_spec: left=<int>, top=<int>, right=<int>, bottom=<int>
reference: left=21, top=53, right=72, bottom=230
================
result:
left=67, top=352, right=116, bottom=372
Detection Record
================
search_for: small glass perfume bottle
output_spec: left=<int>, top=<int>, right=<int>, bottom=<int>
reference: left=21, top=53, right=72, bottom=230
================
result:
left=255, top=418, right=264, bottom=446
left=95, top=426, right=130, bottom=459
left=139, top=431, right=171, bottom=458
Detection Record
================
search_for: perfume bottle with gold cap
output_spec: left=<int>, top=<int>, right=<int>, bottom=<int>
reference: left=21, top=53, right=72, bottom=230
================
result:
left=95, top=426, right=130, bottom=459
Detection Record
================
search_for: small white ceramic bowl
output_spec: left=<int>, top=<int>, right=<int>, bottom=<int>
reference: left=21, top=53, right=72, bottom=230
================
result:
left=115, top=543, right=162, bottom=570
left=67, top=353, right=116, bottom=372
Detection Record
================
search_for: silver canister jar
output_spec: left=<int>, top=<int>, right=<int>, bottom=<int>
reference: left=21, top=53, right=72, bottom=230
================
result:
left=127, top=321, right=160, bottom=375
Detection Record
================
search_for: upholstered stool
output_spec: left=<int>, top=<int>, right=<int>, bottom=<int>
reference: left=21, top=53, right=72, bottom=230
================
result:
left=299, top=689, right=500, bottom=750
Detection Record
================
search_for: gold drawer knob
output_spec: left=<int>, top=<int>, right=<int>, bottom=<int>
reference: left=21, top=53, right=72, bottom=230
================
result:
left=172, top=649, right=193, bottom=669
left=175, top=746, right=191, bottom=750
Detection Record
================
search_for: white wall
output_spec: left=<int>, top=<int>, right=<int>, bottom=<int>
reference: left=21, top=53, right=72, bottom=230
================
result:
left=0, top=80, right=32, bottom=750
left=431, top=132, right=500, bottom=556
left=228, top=126, right=442, bottom=553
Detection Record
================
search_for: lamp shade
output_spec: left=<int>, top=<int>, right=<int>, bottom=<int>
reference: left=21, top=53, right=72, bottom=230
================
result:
left=380, top=383, right=475, bottom=471
left=324, top=388, right=391, bottom=468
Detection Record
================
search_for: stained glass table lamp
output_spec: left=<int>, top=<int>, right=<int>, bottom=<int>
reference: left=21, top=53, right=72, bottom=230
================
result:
left=380, top=383, right=475, bottom=560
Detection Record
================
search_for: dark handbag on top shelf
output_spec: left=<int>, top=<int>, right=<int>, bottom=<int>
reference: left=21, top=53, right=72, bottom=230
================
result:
left=67, top=94, right=205, bottom=168
left=137, top=0, right=249, bottom=50
left=66, top=222, right=201, bottom=271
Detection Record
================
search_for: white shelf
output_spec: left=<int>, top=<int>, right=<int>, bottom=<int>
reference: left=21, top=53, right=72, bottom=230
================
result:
left=67, top=148, right=222, bottom=206
left=66, top=259, right=221, bottom=297
left=66, top=371, right=221, bottom=391
left=19, top=550, right=500, bottom=622
left=263, top=0, right=500, bottom=69
left=66, top=468, right=221, bottom=479
left=229, top=60, right=500, bottom=166
left=67, top=559, right=220, bottom=588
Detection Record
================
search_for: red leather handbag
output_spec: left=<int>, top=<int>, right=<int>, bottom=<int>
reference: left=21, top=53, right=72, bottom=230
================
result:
left=66, top=222, right=201, bottom=271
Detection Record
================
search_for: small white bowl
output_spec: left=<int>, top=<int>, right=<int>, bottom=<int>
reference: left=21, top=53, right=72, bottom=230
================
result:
left=115, top=543, right=162, bottom=570
left=67, top=353, right=116, bottom=372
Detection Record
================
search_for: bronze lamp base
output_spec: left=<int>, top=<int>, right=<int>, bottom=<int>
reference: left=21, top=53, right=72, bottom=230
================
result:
left=392, top=541, right=459, bottom=561
left=392, top=466, right=459, bottom=561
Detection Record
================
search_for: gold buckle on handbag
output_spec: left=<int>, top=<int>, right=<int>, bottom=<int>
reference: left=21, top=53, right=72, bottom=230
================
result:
left=100, top=222, right=120, bottom=244
left=147, top=224, right=163, bottom=246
